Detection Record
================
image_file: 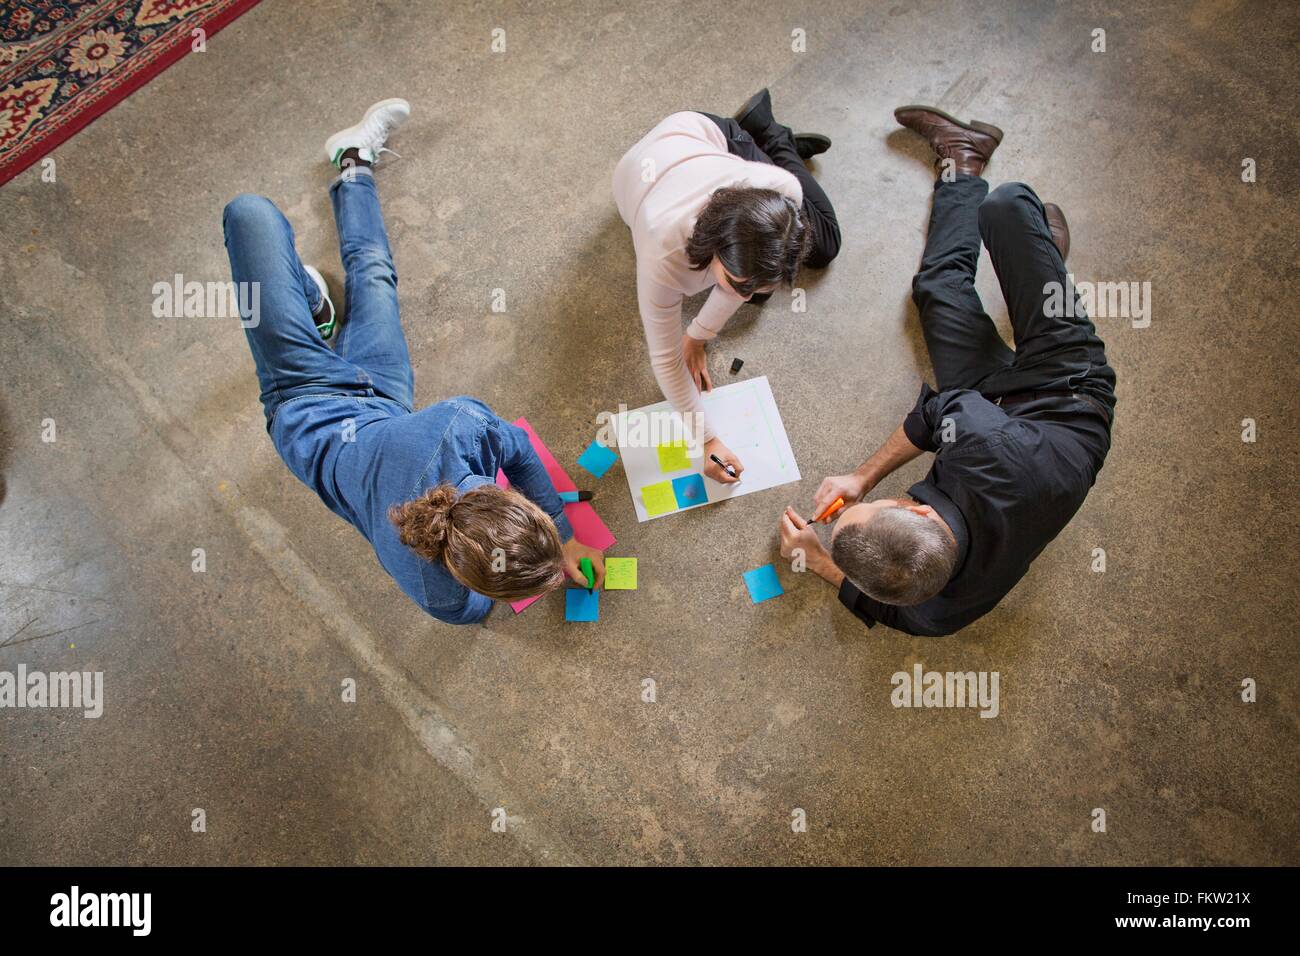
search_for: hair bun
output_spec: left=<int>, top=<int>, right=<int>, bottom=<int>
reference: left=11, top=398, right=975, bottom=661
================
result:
left=389, top=484, right=458, bottom=562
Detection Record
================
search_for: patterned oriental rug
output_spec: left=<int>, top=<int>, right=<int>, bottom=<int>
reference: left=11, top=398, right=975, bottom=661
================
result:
left=0, top=0, right=261, bottom=185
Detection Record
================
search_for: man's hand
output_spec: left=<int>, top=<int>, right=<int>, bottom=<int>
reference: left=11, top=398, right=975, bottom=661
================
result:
left=816, top=423, right=925, bottom=516
left=812, top=472, right=872, bottom=517
left=779, top=506, right=824, bottom=561
left=703, top=435, right=744, bottom=484
left=561, top=537, right=605, bottom=589
left=682, top=333, right=712, bottom=392
left=779, top=507, right=845, bottom=587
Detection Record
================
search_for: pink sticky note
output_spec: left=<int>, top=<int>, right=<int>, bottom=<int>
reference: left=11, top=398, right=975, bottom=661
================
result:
left=508, top=593, right=544, bottom=613
left=496, top=416, right=616, bottom=613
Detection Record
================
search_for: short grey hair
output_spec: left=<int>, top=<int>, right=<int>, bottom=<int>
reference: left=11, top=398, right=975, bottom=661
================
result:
left=832, top=506, right=957, bottom=606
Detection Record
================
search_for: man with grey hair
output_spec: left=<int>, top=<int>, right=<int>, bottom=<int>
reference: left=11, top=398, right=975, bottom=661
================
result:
left=778, top=106, right=1115, bottom=636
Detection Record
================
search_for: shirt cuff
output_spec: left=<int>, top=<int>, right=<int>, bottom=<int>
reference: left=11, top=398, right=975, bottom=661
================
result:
left=686, top=319, right=719, bottom=342
left=902, top=383, right=939, bottom=452
left=684, top=410, right=715, bottom=445
left=552, top=509, right=575, bottom=543
left=837, top=577, right=876, bottom=627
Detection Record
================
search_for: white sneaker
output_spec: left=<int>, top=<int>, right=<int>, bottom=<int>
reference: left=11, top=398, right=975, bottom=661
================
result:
left=303, top=265, right=337, bottom=339
left=324, top=98, right=411, bottom=169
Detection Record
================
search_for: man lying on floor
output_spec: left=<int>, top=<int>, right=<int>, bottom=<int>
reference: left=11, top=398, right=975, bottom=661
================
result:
left=779, top=106, right=1115, bottom=637
left=222, top=99, right=605, bottom=624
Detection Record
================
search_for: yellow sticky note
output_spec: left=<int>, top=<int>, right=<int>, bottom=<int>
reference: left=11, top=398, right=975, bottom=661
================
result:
left=642, top=480, right=677, bottom=517
left=656, top=441, right=691, bottom=472
left=605, top=558, right=638, bottom=590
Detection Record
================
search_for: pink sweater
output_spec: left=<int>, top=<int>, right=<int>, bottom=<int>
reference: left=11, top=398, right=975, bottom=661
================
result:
left=613, top=111, right=802, bottom=441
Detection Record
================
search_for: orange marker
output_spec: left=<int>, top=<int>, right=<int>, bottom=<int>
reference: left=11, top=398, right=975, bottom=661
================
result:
left=812, top=496, right=845, bottom=524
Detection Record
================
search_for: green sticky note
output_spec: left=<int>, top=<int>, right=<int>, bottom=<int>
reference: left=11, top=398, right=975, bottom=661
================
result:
left=642, top=480, right=677, bottom=517
left=605, top=558, right=637, bottom=590
left=656, top=441, right=691, bottom=473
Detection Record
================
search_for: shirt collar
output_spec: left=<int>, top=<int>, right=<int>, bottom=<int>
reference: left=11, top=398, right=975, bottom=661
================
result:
left=456, top=474, right=495, bottom=494
left=906, top=480, right=970, bottom=579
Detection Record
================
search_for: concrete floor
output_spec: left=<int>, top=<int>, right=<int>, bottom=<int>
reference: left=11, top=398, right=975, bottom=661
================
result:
left=1, top=0, right=1296, bottom=866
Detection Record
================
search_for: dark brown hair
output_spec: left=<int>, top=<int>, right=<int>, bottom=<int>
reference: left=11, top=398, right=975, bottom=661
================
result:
left=686, top=185, right=811, bottom=296
left=389, top=484, right=566, bottom=601
left=832, top=506, right=957, bottom=606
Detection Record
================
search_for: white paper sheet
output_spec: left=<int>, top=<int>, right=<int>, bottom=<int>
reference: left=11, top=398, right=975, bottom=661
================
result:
left=613, top=376, right=801, bottom=522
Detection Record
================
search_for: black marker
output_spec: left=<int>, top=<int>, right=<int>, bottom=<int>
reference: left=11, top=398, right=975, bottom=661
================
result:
left=709, top=454, right=738, bottom=479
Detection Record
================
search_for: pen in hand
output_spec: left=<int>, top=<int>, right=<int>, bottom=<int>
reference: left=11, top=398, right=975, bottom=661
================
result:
left=709, top=453, right=738, bottom=480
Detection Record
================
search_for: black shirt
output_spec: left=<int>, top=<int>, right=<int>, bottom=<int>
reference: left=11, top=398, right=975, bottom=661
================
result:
left=838, top=384, right=1113, bottom=636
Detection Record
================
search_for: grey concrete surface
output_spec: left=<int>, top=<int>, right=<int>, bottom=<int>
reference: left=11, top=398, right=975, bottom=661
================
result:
left=1, top=0, right=1296, bottom=865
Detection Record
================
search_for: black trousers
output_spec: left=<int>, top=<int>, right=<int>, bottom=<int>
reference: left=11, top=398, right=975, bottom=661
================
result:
left=912, top=175, right=1116, bottom=413
left=698, top=111, right=841, bottom=270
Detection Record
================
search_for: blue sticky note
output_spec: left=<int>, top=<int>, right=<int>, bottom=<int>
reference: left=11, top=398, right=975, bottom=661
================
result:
left=672, top=473, right=707, bottom=509
left=576, top=441, right=618, bottom=479
left=565, top=587, right=599, bottom=621
left=743, top=564, right=784, bottom=604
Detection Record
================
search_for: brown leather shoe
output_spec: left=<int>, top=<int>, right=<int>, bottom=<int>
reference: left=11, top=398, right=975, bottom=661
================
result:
left=894, top=105, right=1003, bottom=177
left=1043, top=202, right=1070, bottom=260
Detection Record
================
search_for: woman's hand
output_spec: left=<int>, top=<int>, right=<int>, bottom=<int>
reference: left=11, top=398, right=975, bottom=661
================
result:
left=560, top=538, right=605, bottom=589
left=703, top=436, right=744, bottom=485
left=682, top=333, right=712, bottom=392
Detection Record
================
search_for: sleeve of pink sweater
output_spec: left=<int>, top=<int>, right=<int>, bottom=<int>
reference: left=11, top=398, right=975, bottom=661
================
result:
left=686, top=284, right=743, bottom=343
left=636, top=268, right=719, bottom=443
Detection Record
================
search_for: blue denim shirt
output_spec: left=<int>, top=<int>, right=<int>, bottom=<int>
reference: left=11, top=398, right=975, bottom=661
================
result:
left=269, top=394, right=574, bottom=624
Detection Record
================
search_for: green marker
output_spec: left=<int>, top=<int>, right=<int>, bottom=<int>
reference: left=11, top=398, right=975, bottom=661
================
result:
left=579, top=557, right=595, bottom=592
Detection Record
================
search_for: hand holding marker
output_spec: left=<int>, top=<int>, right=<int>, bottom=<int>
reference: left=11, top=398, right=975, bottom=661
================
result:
left=709, top=454, right=738, bottom=480
left=565, top=493, right=598, bottom=591
left=810, top=496, right=845, bottom=524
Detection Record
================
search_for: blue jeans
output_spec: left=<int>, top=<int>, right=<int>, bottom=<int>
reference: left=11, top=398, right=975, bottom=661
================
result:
left=221, top=175, right=575, bottom=624
left=222, top=170, right=416, bottom=422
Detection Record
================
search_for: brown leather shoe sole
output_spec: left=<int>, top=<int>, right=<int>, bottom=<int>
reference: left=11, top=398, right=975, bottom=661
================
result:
left=893, top=104, right=1004, bottom=144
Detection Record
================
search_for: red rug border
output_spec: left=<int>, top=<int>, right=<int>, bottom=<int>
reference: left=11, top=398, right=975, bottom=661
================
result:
left=0, top=0, right=264, bottom=187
